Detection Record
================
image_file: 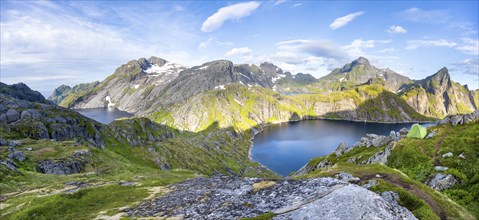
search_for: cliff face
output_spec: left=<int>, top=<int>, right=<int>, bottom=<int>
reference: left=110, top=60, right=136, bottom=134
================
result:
left=400, top=67, right=478, bottom=118
left=150, top=84, right=430, bottom=132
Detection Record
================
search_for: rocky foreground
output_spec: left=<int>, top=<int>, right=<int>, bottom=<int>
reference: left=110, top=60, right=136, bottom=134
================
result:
left=127, top=175, right=416, bottom=220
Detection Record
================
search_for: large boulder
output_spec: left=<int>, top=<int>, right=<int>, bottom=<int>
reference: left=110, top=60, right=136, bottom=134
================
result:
left=450, top=115, right=463, bottom=126
left=334, top=142, right=348, bottom=157
left=6, top=109, right=20, bottom=123
left=334, top=172, right=360, bottom=183
left=20, top=109, right=43, bottom=120
left=7, top=151, right=26, bottom=162
left=127, top=176, right=417, bottom=220
left=366, top=142, right=394, bottom=164
left=36, top=160, right=85, bottom=175
left=155, top=157, right=171, bottom=170
left=278, top=185, right=417, bottom=220
left=372, top=135, right=392, bottom=147
left=427, top=174, right=457, bottom=190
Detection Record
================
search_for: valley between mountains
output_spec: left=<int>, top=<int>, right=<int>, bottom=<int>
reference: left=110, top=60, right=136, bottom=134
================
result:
left=1, top=57, right=478, bottom=219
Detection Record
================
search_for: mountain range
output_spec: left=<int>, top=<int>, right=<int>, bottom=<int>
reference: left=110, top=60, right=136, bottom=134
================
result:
left=1, top=57, right=479, bottom=219
left=49, top=56, right=478, bottom=131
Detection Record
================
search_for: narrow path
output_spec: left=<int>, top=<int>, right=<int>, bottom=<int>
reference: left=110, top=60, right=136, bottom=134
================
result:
left=362, top=173, right=446, bottom=220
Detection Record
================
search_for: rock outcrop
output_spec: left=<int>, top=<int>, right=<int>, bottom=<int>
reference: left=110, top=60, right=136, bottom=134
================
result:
left=36, top=160, right=85, bottom=175
left=437, top=110, right=479, bottom=126
left=0, top=93, right=105, bottom=148
left=127, top=175, right=416, bottom=220
left=427, top=174, right=458, bottom=190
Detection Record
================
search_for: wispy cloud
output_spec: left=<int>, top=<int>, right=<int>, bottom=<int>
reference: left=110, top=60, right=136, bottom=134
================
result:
left=455, top=38, right=479, bottom=56
left=292, top=3, right=302, bottom=8
left=452, top=59, right=479, bottom=76
left=406, top=39, right=457, bottom=50
left=399, top=8, right=450, bottom=24
left=225, top=47, right=252, bottom=57
left=201, top=1, right=261, bottom=32
left=330, top=11, right=364, bottom=30
left=0, top=1, right=199, bottom=93
left=342, top=39, right=391, bottom=58
left=274, top=0, right=287, bottom=6
left=386, top=25, right=407, bottom=34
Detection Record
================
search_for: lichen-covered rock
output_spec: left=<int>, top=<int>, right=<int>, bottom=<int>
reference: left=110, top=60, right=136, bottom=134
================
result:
left=366, top=142, right=394, bottom=164
left=442, top=152, right=453, bottom=158
left=155, top=158, right=171, bottom=170
left=279, top=185, right=417, bottom=220
left=427, top=174, right=457, bottom=190
left=8, top=151, right=26, bottom=162
left=20, top=109, right=43, bottom=120
left=6, top=109, right=20, bottom=123
left=372, top=135, right=392, bottom=147
left=0, top=159, right=19, bottom=172
left=73, top=149, right=92, bottom=158
left=334, top=142, right=348, bottom=157
left=434, top=166, right=448, bottom=171
left=334, top=172, right=360, bottom=183
left=363, top=179, right=378, bottom=189
left=36, top=160, right=85, bottom=175
left=127, top=176, right=416, bottom=220
left=451, top=115, right=463, bottom=126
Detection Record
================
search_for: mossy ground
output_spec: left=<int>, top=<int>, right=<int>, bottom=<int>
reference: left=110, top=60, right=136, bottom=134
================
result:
left=0, top=137, right=197, bottom=219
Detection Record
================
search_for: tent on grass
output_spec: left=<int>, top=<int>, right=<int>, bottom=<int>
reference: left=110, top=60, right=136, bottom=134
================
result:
left=407, top=124, right=427, bottom=139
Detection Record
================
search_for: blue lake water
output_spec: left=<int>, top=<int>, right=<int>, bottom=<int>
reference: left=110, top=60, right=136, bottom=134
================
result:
left=251, top=119, right=429, bottom=176
left=75, top=108, right=133, bottom=124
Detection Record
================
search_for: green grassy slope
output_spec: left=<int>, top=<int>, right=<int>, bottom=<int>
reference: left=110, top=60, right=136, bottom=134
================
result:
left=297, top=122, right=479, bottom=219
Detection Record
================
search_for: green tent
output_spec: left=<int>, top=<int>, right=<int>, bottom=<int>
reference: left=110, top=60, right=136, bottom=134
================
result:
left=407, top=124, right=427, bottom=139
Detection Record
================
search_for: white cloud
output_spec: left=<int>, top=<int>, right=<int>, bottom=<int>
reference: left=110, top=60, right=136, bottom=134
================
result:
left=292, top=3, right=302, bottom=8
left=399, top=8, right=450, bottom=24
left=455, top=38, right=479, bottom=56
left=330, top=11, right=364, bottom=30
left=386, top=25, right=407, bottom=34
left=225, top=47, right=252, bottom=57
left=341, top=39, right=391, bottom=58
left=201, top=1, right=261, bottom=32
left=274, top=0, right=287, bottom=6
left=0, top=1, right=200, bottom=94
left=406, top=39, right=457, bottom=50
left=275, top=39, right=346, bottom=59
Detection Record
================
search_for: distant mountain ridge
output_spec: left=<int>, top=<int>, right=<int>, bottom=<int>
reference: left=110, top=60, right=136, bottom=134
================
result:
left=48, top=56, right=478, bottom=130
left=315, top=56, right=412, bottom=92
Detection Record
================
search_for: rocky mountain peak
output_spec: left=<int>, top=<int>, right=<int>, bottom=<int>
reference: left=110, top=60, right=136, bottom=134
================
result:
left=338, top=57, right=372, bottom=73
left=353, top=56, right=371, bottom=66
left=425, top=67, right=451, bottom=90
left=431, top=67, right=450, bottom=81
left=147, top=56, right=168, bottom=67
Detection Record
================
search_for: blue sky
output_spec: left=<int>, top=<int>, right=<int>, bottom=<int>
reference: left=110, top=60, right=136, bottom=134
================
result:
left=1, top=0, right=478, bottom=96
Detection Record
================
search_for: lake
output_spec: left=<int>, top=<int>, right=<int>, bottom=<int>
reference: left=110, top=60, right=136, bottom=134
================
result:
left=251, top=119, right=428, bottom=176
left=75, top=108, right=133, bottom=124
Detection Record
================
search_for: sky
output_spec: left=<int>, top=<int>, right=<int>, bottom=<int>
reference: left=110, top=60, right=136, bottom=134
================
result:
left=1, top=0, right=478, bottom=97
